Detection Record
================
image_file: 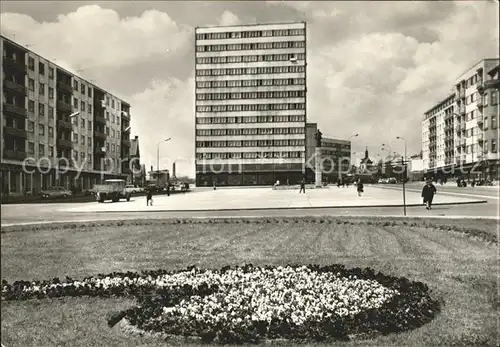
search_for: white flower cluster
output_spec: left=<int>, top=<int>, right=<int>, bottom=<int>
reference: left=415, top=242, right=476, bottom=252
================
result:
left=4, top=266, right=398, bottom=328
left=163, top=266, right=399, bottom=326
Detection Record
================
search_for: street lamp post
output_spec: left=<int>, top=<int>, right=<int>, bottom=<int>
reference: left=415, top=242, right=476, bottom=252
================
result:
left=157, top=138, right=172, bottom=187
left=396, top=136, right=407, bottom=216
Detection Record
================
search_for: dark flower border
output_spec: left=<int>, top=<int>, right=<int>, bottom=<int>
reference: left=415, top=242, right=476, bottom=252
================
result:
left=1, top=264, right=441, bottom=344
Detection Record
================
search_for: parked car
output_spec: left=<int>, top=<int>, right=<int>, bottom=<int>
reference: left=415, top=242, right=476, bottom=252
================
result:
left=124, top=185, right=144, bottom=194
left=94, top=179, right=131, bottom=203
left=40, top=186, right=73, bottom=199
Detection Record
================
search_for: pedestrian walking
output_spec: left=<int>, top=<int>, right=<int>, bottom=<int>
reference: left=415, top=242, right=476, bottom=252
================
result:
left=166, top=183, right=170, bottom=196
left=356, top=180, right=364, bottom=197
left=421, top=179, right=437, bottom=210
left=146, top=188, right=153, bottom=206
left=299, top=179, right=306, bottom=194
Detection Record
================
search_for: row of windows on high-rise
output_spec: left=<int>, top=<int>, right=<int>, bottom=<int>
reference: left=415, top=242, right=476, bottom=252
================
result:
left=196, top=115, right=304, bottom=124
left=196, top=41, right=305, bottom=52
left=196, top=151, right=305, bottom=160
left=23, top=118, right=123, bottom=141
left=197, top=103, right=305, bottom=113
left=196, top=65, right=305, bottom=76
left=196, top=53, right=305, bottom=65
left=195, top=28, right=305, bottom=41
left=196, top=139, right=305, bottom=148
left=196, top=115, right=305, bottom=124
left=196, top=127, right=306, bottom=136
left=196, top=78, right=305, bottom=89
left=196, top=91, right=305, bottom=101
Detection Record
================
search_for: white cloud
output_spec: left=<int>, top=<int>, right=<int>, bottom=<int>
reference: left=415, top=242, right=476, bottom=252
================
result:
left=218, top=10, right=241, bottom=26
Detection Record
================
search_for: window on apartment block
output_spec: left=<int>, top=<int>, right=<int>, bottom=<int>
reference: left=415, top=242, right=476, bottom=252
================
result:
left=111, top=99, right=115, bottom=109
left=73, top=80, right=78, bottom=91
left=48, top=87, right=54, bottom=99
left=73, top=133, right=78, bottom=143
left=111, top=114, right=115, bottom=123
left=111, top=144, right=115, bottom=153
left=88, top=137, right=92, bottom=146
left=491, top=91, right=498, bottom=105
left=73, top=151, right=78, bottom=161
left=88, top=121, right=92, bottom=130
left=492, top=139, right=497, bottom=152
left=28, top=142, right=35, bottom=154
left=471, top=92, right=475, bottom=102
left=81, top=152, right=86, bottom=161
left=39, top=83, right=45, bottom=96
left=81, top=135, right=85, bottom=145
left=88, top=87, right=92, bottom=98
left=81, top=101, right=86, bottom=111
left=39, top=144, right=45, bottom=156
left=28, top=100, right=35, bottom=112
left=81, top=84, right=86, bottom=95
left=492, top=115, right=497, bottom=129
left=28, top=57, right=35, bottom=70
left=38, top=103, right=45, bottom=117
left=28, top=121, right=34, bottom=133
left=48, top=126, right=53, bottom=138
left=105, top=126, right=110, bottom=135
left=28, top=78, right=35, bottom=91
left=88, top=104, right=92, bottom=114
left=48, top=67, right=54, bottom=79
left=73, top=97, right=78, bottom=108
left=484, top=117, right=488, bottom=130
left=39, top=124, right=45, bottom=136
left=39, top=62, right=45, bottom=75
left=81, top=118, right=85, bottom=128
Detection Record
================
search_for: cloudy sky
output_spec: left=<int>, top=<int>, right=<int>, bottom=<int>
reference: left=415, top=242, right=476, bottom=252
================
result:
left=1, top=1, right=498, bottom=176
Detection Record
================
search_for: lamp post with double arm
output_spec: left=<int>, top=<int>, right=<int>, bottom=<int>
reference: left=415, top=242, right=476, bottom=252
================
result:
left=396, top=136, right=407, bottom=216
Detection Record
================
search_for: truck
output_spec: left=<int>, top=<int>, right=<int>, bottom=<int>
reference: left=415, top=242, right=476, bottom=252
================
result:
left=94, top=179, right=131, bottom=203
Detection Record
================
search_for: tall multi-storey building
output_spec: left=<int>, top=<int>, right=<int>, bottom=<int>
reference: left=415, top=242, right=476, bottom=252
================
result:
left=422, top=58, right=500, bottom=180
left=194, top=22, right=307, bottom=186
left=1, top=35, right=133, bottom=196
left=422, top=94, right=455, bottom=172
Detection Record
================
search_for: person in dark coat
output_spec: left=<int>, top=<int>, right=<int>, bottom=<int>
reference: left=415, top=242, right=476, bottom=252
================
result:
left=166, top=183, right=170, bottom=196
left=356, top=180, right=364, bottom=197
left=146, top=188, right=153, bottom=206
left=299, top=179, right=306, bottom=194
left=421, top=179, right=437, bottom=210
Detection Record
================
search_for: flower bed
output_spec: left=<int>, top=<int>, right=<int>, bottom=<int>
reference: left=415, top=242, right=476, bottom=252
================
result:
left=1, top=264, right=441, bottom=344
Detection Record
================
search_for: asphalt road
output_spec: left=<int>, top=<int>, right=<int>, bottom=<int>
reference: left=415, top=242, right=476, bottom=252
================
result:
left=1, top=184, right=498, bottom=226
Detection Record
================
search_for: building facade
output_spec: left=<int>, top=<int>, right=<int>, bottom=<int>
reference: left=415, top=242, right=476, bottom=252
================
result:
left=194, top=22, right=307, bottom=186
left=304, top=122, right=351, bottom=183
left=1, top=35, right=133, bottom=196
left=422, top=58, right=500, bottom=180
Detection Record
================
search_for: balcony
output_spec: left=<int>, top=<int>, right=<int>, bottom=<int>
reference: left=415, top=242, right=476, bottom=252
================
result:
left=56, top=100, right=72, bottom=112
left=94, top=130, right=107, bottom=140
left=477, top=134, right=484, bottom=142
left=455, top=124, right=464, bottom=132
left=457, top=89, right=465, bottom=99
left=484, top=79, right=500, bottom=89
left=476, top=97, right=483, bottom=108
left=458, top=105, right=466, bottom=115
left=477, top=79, right=484, bottom=94
left=57, top=139, right=73, bottom=149
left=122, top=123, right=131, bottom=132
left=94, top=115, right=106, bottom=125
left=477, top=114, right=484, bottom=125
left=3, top=149, right=27, bottom=161
left=3, top=126, right=27, bottom=138
left=459, top=138, right=466, bottom=146
left=4, top=79, right=27, bottom=95
left=445, top=158, right=454, bottom=165
left=57, top=119, right=73, bottom=131
left=3, top=103, right=27, bottom=117
left=121, top=138, right=131, bottom=147
left=56, top=81, right=73, bottom=93
left=3, top=57, right=27, bottom=74
left=121, top=110, right=131, bottom=119
left=94, top=147, right=106, bottom=156
left=444, top=134, right=454, bottom=142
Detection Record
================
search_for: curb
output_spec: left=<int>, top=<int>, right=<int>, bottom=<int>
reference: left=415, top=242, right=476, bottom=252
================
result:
left=2, top=213, right=498, bottom=228
left=66, top=200, right=488, bottom=214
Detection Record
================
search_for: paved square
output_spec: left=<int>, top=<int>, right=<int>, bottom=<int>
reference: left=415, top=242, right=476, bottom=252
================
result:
left=63, top=186, right=484, bottom=212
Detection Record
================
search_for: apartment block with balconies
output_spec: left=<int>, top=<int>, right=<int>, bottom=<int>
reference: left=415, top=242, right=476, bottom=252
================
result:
left=194, top=22, right=307, bottom=186
left=0, top=35, right=134, bottom=196
left=422, top=94, right=454, bottom=173
left=422, top=58, right=499, bottom=181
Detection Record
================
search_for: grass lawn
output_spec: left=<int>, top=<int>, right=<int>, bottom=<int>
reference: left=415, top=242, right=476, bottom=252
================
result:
left=1, top=217, right=498, bottom=347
